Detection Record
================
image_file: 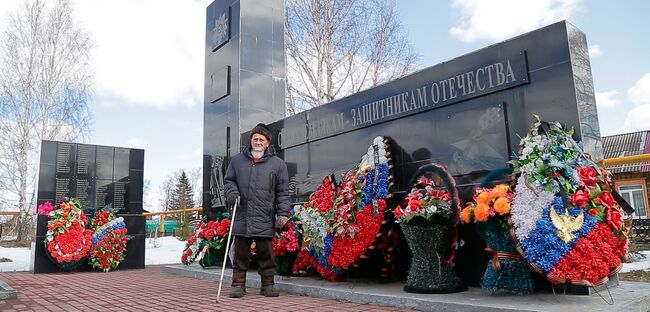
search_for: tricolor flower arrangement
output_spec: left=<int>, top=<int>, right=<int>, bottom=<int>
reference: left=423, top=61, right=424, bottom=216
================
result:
left=510, top=116, right=629, bottom=286
left=292, top=136, right=394, bottom=280
left=89, top=206, right=129, bottom=272
left=41, top=198, right=93, bottom=270
left=460, top=184, right=513, bottom=227
left=181, top=217, right=231, bottom=265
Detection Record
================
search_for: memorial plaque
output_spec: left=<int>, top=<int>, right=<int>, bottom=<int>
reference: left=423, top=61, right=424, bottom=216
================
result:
left=55, top=143, right=76, bottom=177
left=95, top=179, right=112, bottom=209
left=74, top=178, right=95, bottom=208
left=54, top=178, right=73, bottom=201
left=96, top=146, right=114, bottom=180
left=113, top=181, right=127, bottom=211
left=76, top=144, right=96, bottom=178
left=113, top=148, right=130, bottom=181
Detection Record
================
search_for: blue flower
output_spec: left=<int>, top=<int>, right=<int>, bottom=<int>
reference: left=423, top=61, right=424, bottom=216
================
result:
left=520, top=197, right=597, bottom=272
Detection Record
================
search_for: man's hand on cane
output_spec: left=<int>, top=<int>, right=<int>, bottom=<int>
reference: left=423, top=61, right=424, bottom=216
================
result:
left=226, top=193, right=239, bottom=214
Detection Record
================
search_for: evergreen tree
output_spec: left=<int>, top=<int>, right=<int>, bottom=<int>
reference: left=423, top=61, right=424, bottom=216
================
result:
left=169, top=171, right=194, bottom=211
left=170, top=171, right=195, bottom=239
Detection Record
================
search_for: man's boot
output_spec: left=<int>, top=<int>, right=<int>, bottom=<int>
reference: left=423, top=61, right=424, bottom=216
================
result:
left=260, top=275, right=279, bottom=297
left=230, top=269, right=247, bottom=298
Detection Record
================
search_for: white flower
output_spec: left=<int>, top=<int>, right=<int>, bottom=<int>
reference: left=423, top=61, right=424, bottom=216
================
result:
left=511, top=176, right=555, bottom=241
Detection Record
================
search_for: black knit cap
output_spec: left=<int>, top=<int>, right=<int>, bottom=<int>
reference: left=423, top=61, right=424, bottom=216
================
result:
left=250, top=123, right=271, bottom=142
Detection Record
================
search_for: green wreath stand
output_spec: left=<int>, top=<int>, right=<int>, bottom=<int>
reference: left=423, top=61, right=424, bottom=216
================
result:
left=400, top=163, right=465, bottom=294
left=401, top=217, right=465, bottom=293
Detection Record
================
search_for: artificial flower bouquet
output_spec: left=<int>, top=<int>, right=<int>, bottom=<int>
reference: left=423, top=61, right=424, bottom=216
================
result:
left=273, top=214, right=302, bottom=276
left=181, top=216, right=231, bottom=267
left=509, top=116, right=629, bottom=286
left=461, top=184, right=533, bottom=293
left=393, top=175, right=453, bottom=224
left=395, top=163, right=465, bottom=294
left=460, top=184, right=513, bottom=227
left=88, top=204, right=129, bottom=272
left=41, top=198, right=93, bottom=270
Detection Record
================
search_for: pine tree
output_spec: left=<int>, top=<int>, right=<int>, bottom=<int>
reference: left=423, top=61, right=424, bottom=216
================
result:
left=170, top=171, right=195, bottom=239
left=169, top=171, right=194, bottom=211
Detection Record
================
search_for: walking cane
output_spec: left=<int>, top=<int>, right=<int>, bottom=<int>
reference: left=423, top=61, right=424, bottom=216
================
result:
left=216, top=197, right=239, bottom=303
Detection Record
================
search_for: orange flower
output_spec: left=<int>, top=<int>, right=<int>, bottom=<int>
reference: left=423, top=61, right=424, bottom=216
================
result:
left=494, top=197, right=511, bottom=215
left=60, top=202, right=70, bottom=212
left=476, top=191, right=490, bottom=205
left=474, top=203, right=490, bottom=222
left=460, top=207, right=473, bottom=224
left=489, top=185, right=509, bottom=201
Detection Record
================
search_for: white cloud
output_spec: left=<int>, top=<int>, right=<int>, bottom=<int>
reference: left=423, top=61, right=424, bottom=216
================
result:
left=628, top=73, right=650, bottom=106
left=127, top=138, right=146, bottom=149
left=176, top=146, right=203, bottom=160
left=621, top=104, right=650, bottom=133
left=588, top=44, right=602, bottom=58
left=449, top=0, right=581, bottom=42
left=595, top=90, right=619, bottom=109
left=75, top=0, right=211, bottom=109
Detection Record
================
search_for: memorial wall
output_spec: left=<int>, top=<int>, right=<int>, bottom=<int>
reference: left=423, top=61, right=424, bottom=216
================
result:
left=33, top=140, right=145, bottom=273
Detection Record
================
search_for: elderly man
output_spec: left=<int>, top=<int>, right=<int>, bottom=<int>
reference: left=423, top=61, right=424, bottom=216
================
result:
left=223, top=123, right=290, bottom=298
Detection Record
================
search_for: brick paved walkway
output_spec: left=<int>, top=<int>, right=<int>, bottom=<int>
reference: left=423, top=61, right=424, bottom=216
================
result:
left=0, top=266, right=415, bottom=312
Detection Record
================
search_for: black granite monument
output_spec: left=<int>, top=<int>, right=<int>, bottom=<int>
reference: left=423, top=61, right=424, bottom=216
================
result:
left=202, top=0, right=286, bottom=217
left=236, top=21, right=601, bottom=286
left=32, top=140, right=145, bottom=273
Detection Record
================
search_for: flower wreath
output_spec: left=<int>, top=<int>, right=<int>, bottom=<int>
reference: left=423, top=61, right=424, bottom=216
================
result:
left=181, top=217, right=231, bottom=265
left=89, top=205, right=129, bottom=272
left=42, top=198, right=93, bottom=270
left=293, top=136, right=394, bottom=279
left=509, top=116, right=629, bottom=286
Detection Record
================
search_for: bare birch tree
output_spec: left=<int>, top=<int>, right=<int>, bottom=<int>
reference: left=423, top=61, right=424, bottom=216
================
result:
left=159, top=173, right=177, bottom=214
left=187, top=167, right=203, bottom=208
left=285, top=0, right=418, bottom=113
left=0, top=0, right=93, bottom=241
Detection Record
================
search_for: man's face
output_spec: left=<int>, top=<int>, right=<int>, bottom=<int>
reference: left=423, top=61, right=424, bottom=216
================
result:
left=251, top=133, right=269, bottom=152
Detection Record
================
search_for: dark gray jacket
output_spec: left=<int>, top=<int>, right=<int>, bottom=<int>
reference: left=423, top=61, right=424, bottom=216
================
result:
left=223, top=146, right=291, bottom=238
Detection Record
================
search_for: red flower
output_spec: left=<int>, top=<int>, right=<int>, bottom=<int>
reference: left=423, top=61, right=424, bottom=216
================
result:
left=606, top=207, right=624, bottom=230
left=596, top=191, right=617, bottom=210
left=570, top=189, right=590, bottom=208
left=393, top=206, right=402, bottom=219
left=407, top=198, right=421, bottom=210
left=577, top=166, right=599, bottom=185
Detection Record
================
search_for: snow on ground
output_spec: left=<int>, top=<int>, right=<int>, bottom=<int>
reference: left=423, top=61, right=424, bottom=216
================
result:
left=620, top=250, right=650, bottom=273
left=1, top=238, right=649, bottom=274
left=0, top=247, right=31, bottom=272
left=143, top=236, right=186, bottom=265
left=0, top=236, right=187, bottom=272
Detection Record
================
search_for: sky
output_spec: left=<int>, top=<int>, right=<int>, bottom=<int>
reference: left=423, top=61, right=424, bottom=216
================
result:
left=1, top=0, right=649, bottom=211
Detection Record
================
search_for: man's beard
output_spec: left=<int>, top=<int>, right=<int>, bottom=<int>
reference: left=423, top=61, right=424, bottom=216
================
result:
left=251, top=149, right=264, bottom=158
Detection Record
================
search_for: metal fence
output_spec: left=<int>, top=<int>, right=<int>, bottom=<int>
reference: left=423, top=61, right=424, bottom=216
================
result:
left=630, top=219, right=650, bottom=244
